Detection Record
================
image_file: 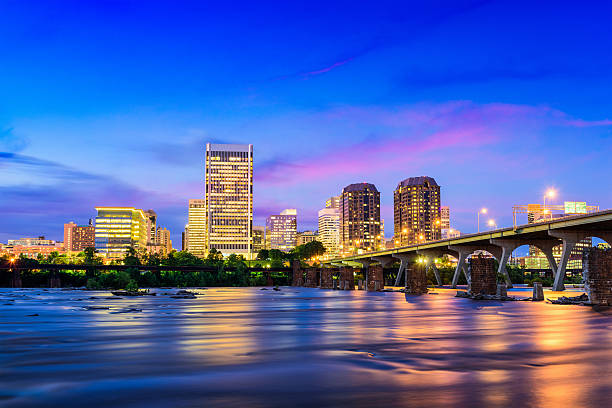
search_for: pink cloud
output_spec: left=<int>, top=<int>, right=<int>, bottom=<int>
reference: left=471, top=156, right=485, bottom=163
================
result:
left=256, top=101, right=612, bottom=187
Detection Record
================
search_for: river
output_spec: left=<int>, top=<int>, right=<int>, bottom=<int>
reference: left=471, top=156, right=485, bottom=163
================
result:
left=1, top=286, right=611, bottom=407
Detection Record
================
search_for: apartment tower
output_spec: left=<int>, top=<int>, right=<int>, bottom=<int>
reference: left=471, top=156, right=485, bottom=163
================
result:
left=340, top=183, right=381, bottom=254
left=394, top=176, right=441, bottom=245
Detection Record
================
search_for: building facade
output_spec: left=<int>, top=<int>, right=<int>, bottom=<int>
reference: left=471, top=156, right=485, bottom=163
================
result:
left=340, top=183, right=381, bottom=254
left=326, top=195, right=340, bottom=209
left=525, top=204, right=593, bottom=270
left=394, top=176, right=441, bottom=245
left=143, top=209, right=157, bottom=244
left=63, top=221, right=95, bottom=252
left=297, top=230, right=318, bottom=246
left=318, top=207, right=340, bottom=258
left=266, top=209, right=297, bottom=252
left=252, top=225, right=268, bottom=254
left=204, top=143, right=254, bottom=258
left=156, top=227, right=172, bottom=254
left=187, top=199, right=206, bottom=257
left=94, top=207, right=148, bottom=259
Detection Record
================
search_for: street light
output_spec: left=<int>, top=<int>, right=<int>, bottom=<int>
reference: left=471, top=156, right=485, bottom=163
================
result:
left=488, top=219, right=497, bottom=230
left=477, top=208, right=487, bottom=233
left=544, top=188, right=556, bottom=218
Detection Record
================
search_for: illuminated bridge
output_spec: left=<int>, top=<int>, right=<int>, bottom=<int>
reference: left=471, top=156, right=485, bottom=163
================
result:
left=327, top=209, right=612, bottom=291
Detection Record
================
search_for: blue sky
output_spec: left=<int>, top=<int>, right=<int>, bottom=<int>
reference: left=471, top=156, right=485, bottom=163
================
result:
left=1, top=0, right=611, bottom=246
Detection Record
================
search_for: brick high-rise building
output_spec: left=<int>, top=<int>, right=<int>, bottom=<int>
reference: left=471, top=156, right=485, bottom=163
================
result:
left=394, top=176, right=441, bottom=245
left=340, top=183, right=381, bottom=254
left=63, top=220, right=95, bottom=252
left=156, top=227, right=172, bottom=254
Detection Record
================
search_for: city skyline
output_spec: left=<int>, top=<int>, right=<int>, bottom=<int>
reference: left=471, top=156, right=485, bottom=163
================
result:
left=2, top=1, right=612, bottom=246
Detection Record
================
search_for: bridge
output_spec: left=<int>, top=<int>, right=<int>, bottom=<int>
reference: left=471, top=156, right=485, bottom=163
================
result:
left=327, top=209, right=612, bottom=291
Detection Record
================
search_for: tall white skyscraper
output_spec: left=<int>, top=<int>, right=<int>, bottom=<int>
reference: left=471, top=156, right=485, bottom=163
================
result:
left=204, top=143, right=254, bottom=259
left=318, top=207, right=340, bottom=259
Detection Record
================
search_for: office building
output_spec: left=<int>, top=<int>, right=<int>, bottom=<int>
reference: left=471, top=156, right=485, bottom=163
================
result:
left=297, top=230, right=318, bottom=246
left=182, top=224, right=189, bottom=251
left=326, top=195, right=340, bottom=209
left=524, top=202, right=595, bottom=270
left=340, top=183, right=381, bottom=254
left=266, top=209, right=298, bottom=252
left=94, top=207, right=148, bottom=259
left=143, top=209, right=157, bottom=244
left=155, top=227, right=172, bottom=254
left=252, top=225, right=268, bottom=254
left=63, top=220, right=95, bottom=252
left=204, top=143, right=254, bottom=258
left=394, top=176, right=441, bottom=245
left=2, top=237, right=64, bottom=258
left=318, top=207, right=340, bottom=258
left=187, top=199, right=206, bottom=257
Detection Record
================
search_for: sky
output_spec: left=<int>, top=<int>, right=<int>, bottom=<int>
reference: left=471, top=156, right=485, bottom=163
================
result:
left=1, top=0, right=611, bottom=247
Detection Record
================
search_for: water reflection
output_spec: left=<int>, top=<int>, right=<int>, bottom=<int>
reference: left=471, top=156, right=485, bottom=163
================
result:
left=1, top=286, right=612, bottom=407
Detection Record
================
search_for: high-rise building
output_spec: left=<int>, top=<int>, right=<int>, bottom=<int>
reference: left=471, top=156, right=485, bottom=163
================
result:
left=252, top=225, right=267, bottom=254
left=204, top=143, right=254, bottom=258
left=394, top=176, right=441, bottom=245
left=440, top=206, right=450, bottom=229
left=318, top=207, right=340, bottom=258
left=266, top=209, right=297, bottom=252
left=94, top=207, right=148, bottom=259
left=326, top=195, right=340, bottom=209
left=297, top=230, right=318, bottom=246
left=182, top=224, right=189, bottom=251
left=187, top=199, right=206, bottom=257
left=340, top=183, right=381, bottom=254
left=63, top=220, right=95, bottom=252
left=143, top=209, right=157, bottom=244
left=155, top=227, right=172, bottom=254
left=440, top=206, right=455, bottom=239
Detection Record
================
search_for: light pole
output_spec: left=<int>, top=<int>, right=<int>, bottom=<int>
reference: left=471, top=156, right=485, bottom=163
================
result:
left=487, top=219, right=497, bottom=230
left=477, top=208, right=487, bottom=233
left=543, top=189, right=556, bottom=219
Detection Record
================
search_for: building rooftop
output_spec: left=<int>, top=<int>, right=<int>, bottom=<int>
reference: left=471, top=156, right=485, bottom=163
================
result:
left=342, top=183, right=379, bottom=193
left=397, top=176, right=439, bottom=188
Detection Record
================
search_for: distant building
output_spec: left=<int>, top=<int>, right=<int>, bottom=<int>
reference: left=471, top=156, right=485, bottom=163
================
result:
left=394, top=176, right=441, bottom=245
left=326, top=195, right=340, bottom=209
left=204, top=143, right=254, bottom=258
left=94, top=207, right=148, bottom=259
left=8, top=237, right=57, bottom=246
left=524, top=203, right=595, bottom=270
left=440, top=206, right=450, bottom=229
left=182, top=224, right=189, bottom=251
left=318, top=207, right=340, bottom=258
left=340, top=183, right=381, bottom=254
left=187, top=199, right=206, bottom=257
left=252, top=225, right=268, bottom=254
left=1, top=237, right=64, bottom=258
left=297, top=231, right=318, bottom=246
left=266, top=209, right=298, bottom=252
left=445, top=228, right=461, bottom=239
left=143, top=209, right=157, bottom=244
left=597, top=242, right=611, bottom=250
left=63, top=220, right=95, bottom=252
left=156, top=227, right=172, bottom=254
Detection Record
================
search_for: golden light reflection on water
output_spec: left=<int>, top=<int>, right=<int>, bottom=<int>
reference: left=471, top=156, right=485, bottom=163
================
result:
left=3, top=286, right=612, bottom=407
